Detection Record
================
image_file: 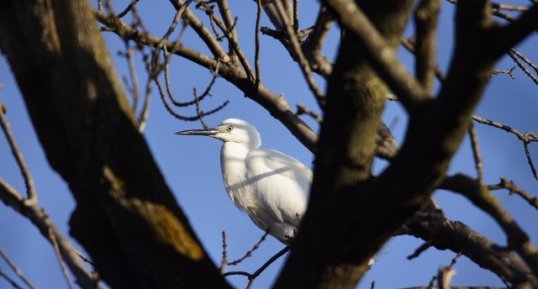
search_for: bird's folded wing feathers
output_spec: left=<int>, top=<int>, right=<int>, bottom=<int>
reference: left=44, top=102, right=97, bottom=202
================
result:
left=245, top=149, right=312, bottom=227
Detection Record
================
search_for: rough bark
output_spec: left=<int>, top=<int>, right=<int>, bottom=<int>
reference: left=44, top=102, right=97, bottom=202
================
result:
left=276, top=1, right=538, bottom=288
left=275, top=1, right=414, bottom=288
left=0, top=0, right=230, bottom=288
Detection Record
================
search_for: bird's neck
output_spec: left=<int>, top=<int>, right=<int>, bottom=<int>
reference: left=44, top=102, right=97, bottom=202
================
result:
left=221, top=142, right=250, bottom=161
left=220, top=142, right=250, bottom=182
left=220, top=142, right=253, bottom=208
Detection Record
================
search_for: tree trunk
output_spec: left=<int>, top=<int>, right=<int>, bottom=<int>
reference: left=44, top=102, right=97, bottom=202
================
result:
left=0, top=1, right=230, bottom=288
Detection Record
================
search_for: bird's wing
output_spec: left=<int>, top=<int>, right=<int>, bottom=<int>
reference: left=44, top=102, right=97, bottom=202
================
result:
left=245, top=149, right=311, bottom=227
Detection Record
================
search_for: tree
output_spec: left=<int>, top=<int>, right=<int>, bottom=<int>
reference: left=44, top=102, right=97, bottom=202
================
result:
left=0, top=0, right=537, bottom=288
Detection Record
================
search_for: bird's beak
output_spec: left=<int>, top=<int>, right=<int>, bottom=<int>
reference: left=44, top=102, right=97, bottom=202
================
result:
left=175, top=128, right=218, bottom=136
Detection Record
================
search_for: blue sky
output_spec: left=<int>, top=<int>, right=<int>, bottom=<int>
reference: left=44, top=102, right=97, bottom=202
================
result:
left=1, top=1, right=537, bottom=288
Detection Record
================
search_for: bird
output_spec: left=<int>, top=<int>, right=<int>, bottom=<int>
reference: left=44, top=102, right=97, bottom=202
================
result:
left=176, top=118, right=311, bottom=244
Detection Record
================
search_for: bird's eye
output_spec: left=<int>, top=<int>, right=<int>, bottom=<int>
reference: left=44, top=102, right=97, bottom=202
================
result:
left=227, top=126, right=233, bottom=132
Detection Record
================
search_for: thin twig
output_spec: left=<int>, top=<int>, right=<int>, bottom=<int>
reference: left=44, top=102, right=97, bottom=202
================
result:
left=426, top=252, right=462, bottom=289
left=219, top=231, right=228, bottom=273
left=0, top=103, right=37, bottom=203
left=488, top=177, right=538, bottom=210
left=247, top=246, right=290, bottom=288
left=121, top=43, right=141, bottom=111
left=468, top=124, right=484, bottom=180
left=0, top=269, right=24, bottom=289
left=471, top=115, right=538, bottom=179
left=168, top=0, right=229, bottom=62
left=228, top=232, right=269, bottom=266
left=302, top=5, right=334, bottom=77
left=0, top=247, right=37, bottom=289
left=523, top=142, right=538, bottom=179
left=511, top=48, right=538, bottom=74
left=117, top=0, right=140, bottom=18
left=274, top=0, right=325, bottom=108
left=49, top=227, right=74, bottom=289
left=156, top=77, right=229, bottom=121
left=138, top=59, right=153, bottom=132
left=254, top=0, right=263, bottom=88
left=296, top=104, right=322, bottom=123
left=223, top=246, right=290, bottom=289
left=407, top=242, right=433, bottom=260
left=215, top=0, right=238, bottom=57
left=492, top=66, right=516, bottom=78
left=508, top=49, right=538, bottom=85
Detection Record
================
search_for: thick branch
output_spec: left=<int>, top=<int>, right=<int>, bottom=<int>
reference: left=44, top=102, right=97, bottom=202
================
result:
left=489, top=4, right=538, bottom=59
left=414, top=0, right=441, bottom=92
left=276, top=1, right=414, bottom=288
left=323, top=0, right=430, bottom=111
left=95, top=10, right=318, bottom=152
left=405, top=199, right=537, bottom=287
left=278, top=1, right=538, bottom=288
left=441, top=174, right=538, bottom=278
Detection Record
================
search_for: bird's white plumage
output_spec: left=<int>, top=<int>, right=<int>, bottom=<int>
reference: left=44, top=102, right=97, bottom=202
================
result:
left=177, top=118, right=311, bottom=243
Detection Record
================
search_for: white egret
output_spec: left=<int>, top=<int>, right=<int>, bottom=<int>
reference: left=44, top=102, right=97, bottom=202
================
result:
left=176, top=118, right=311, bottom=244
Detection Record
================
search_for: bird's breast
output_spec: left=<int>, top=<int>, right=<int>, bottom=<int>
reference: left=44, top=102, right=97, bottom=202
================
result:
left=220, top=143, right=258, bottom=211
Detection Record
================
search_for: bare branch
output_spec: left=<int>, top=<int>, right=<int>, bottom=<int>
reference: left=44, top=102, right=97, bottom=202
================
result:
left=219, top=231, right=229, bottom=273
left=212, top=0, right=254, bottom=79
left=49, top=227, right=75, bottom=289
left=228, top=232, right=269, bottom=266
left=120, top=44, right=142, bottom=110
left=406, top=200, right=537, bottom=287
left=0, top=247, right=36, bottom=289
left=254, top=0, right=263, bottom=87
left=223, top=246, right=290, bottom=289
left=508, top=49, right=538, bottom=85
left=0, top=103, right=37, bottom=203
left=400, top=37, right=446, bottom=82
left=215, top=0, right=238, bottom=55
left=302, top=5, right=334, bottom=77
left=407, top=242, right=433, bottom=260
left=0, top=269, right=25, bottom=289
left=156, top=77, right=229, bottom=121
left=488, top=177, right=538, bottom=210
left=441, top=174, right=538, bottom=277
left=324, top=0, right=431, bottom=110
left=414, top=0, right=441, bottom=92
left=168, top=0, right=230, bottom=62
left=492, top=66, right=516, bottom=78
left=274, top=0, right=326, bottom=108
left=0, top=180, right=97, bottom=289
left=489, top=4, right=538, bottom=59
left=95, top=10, right=318, bottom=152
left=468, top=124, right=484, bottom=180
left=117, top=0, right=140, bottom=18
left=296, top=104, right=322, bottom=123
left=292, top=0, right=298, bottom=32
left=471, top=115, right=538, bottom=179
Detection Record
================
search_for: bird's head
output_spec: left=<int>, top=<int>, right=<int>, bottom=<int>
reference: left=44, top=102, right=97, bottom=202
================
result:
left=176, top=118, right=261, bottom=149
